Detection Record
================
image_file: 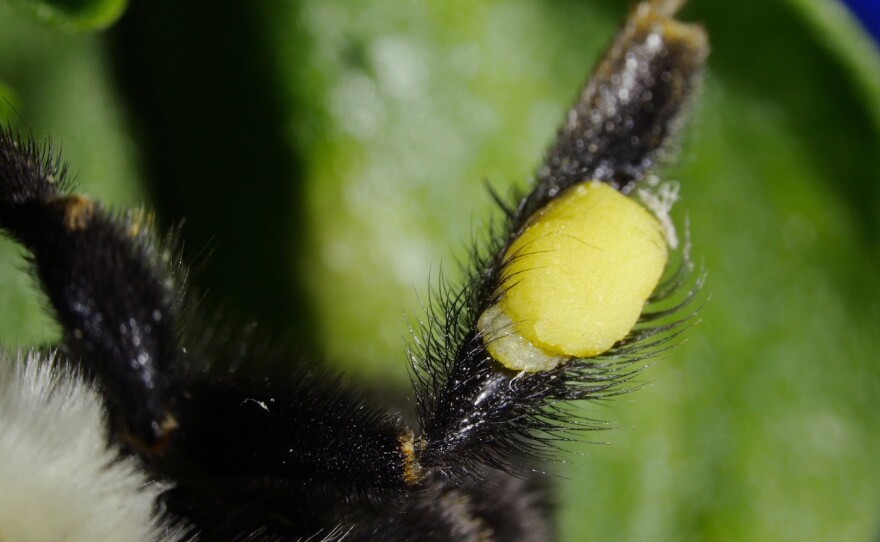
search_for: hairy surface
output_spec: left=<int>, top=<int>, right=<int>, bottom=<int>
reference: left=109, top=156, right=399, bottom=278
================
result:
left=0, top=351, right=184, bottom=542
left=0, top=1, right=708, bottom=540
left=410, top=1, right=707, bottom=481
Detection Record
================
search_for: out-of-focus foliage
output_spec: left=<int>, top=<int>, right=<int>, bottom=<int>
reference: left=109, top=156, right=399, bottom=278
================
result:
left=3, top=0, right=127, bottom=30
left=0, top=1, right=142, bottom=344
left=0, top=0, right=878, bottom=541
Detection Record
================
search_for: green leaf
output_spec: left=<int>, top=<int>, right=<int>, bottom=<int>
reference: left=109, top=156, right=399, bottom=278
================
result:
left=787, top=0, right=880, bottom=128
left=4, top=0, right=127, bottom=30
left=0, top=1, right=145, bottom=344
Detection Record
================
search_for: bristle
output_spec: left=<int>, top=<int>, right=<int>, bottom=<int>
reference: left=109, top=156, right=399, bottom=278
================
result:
left=0, top=126, right=185, bottom=450
left=0, top=126, right=73, bottom=209
left=409, top=0, right=708, bottom=481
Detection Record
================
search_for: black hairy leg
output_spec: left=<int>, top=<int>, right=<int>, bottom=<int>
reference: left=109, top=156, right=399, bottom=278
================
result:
left=0, top=127, right=553, bottom=540
left=0, top=0, right=707, bottom=541
left=411, top=0, right=707, bottom=481
left=0, top=128, right=183, bottom=449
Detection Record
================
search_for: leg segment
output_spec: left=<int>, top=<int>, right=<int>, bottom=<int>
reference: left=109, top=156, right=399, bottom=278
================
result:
left=529, top=0, right=708, bottom=214
left=0, top=128, right=181, bottom=447
left=412, top=0, right=708, bottom=481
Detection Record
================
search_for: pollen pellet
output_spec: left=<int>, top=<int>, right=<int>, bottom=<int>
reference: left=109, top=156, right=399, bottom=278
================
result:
left=478, top=181, right=668, bottom=371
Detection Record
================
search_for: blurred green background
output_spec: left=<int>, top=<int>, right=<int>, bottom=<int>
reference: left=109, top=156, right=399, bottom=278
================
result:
left=1, top=0, right=879, bottom=540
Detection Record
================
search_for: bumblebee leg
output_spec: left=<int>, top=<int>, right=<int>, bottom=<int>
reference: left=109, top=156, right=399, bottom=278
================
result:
left=413, top=0, right=708, bottom=480
left=531, top=0, right=708, bottom=208
left=0, top=128, right=181, bottom=449
left=153, top=356, right=423, bottom=539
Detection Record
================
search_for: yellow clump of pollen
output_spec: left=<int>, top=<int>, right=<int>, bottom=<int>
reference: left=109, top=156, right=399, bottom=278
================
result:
left=478, top=181, right=667, bottom=372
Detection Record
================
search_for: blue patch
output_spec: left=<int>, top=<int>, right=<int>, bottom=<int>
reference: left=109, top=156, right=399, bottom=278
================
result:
left=843, top=0, right=880, bottom=45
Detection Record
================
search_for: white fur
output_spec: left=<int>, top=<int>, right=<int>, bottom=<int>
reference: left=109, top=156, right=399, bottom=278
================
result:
left=0, top=351, right=185, bottom=542
left=638, top=174, right=681, bottom=249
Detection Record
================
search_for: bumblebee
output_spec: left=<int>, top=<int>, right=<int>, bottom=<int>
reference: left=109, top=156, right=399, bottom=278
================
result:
left=0, top=0, right=706, bottom=540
